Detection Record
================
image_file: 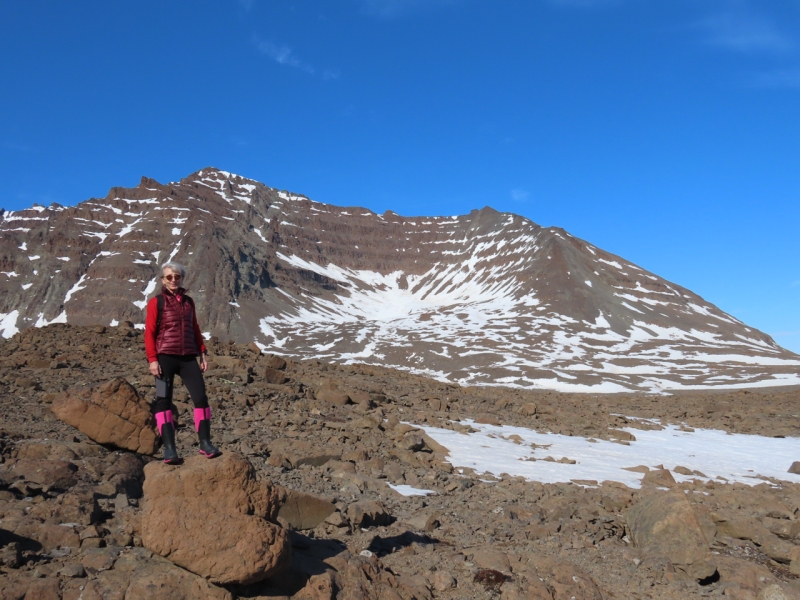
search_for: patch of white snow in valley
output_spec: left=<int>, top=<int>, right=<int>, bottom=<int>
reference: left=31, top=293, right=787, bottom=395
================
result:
left=387, top=483, right=436, bottom=496
left=254, top=228, right=269, bottom=244
left=415, top=419, right=800, bottom=489
left=21, top=283, right=32, bottom=290
left=64, top=275, right=89, bottom=304
left=0, top=311, right=20, bottom=338
left=133, top=280, right=158, bottom=310
left=35, top=311, right=67, bottom=327
left=110, top=319, right=119, bottom=327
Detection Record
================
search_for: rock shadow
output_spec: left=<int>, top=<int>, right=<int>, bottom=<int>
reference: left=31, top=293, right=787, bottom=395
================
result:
left=0, top=528, right=43, bottom=553
left=366, top=530, right=440, bottom=557
left=228, top=531, right=347, bottom=598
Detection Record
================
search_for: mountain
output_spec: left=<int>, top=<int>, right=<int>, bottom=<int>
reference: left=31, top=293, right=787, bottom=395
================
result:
left=1, top=167, right=798, bottom=393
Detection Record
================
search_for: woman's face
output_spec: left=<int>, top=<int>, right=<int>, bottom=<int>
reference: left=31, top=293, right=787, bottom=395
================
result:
left=162, top=268, right=182, bottom=293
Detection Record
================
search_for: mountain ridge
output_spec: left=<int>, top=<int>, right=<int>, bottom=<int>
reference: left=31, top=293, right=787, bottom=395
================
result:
left=1, top=167, right=798, bottom=393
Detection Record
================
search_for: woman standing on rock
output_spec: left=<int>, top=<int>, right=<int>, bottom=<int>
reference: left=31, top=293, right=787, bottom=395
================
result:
left=144, top=261, right=221, bottom=463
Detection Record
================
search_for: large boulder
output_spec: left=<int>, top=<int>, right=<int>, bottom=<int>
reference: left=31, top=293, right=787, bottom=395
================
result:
left=627, top=492, right=717, bottom=582
left=141, top=452, right=291, bottom=585
left=51, top=378, right=157, bottom=454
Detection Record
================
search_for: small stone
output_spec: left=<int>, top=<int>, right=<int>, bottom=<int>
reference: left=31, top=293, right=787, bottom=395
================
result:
left=787, top=461, right=800, bottom=475
left=264, top=355, right=287, bottom=370
left=79, top=525, right=100, bottom=540
left=431, top=571, right=456, bottom=591
left=81, top=548, right=119, bottom=574
left=58, top=563, right=86, bottom=578
left=404, top=512, right=440, bottom=532
left=324, top=511, right=349, bottom=527
left=0, top=542, right=21, bottom=568
left=641, top=469, right=676, bottom=488
left=115, top=493, right=130, bottom=512
left=347, top=500, right=392, bottom=528
left=472, top=548, right=510, bottom=573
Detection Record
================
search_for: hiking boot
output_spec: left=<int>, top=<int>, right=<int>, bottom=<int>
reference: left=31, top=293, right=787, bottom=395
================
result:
left=197, top=420, right=221, bottom=458
left=155, top=410, right=181, bottom=464
left=194, top=407, right=221, bottom=458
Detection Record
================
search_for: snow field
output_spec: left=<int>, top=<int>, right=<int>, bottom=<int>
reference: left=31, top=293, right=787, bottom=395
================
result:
left=414, top=419, right=800, bottom=489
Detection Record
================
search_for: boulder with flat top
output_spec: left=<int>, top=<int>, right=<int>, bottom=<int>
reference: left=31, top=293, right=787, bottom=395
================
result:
left=141, top=452, right=291, bottom=585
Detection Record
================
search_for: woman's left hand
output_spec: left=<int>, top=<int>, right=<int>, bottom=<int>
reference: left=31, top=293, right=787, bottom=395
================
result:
left=200, top=354, right=208, bottom=373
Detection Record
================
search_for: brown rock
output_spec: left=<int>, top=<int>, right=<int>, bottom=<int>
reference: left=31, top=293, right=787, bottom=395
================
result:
left=51, top=378, right=157, bottom=454
left=270, top=439, right=341, bottom=468
left=627, top=492, right=717, bottom=581
left=518, top=402, right=537, bottom=416
left=13, top=520, right=81, bottom=553
left=265, top=355, right=287, bottom=370
left=293, top=571, right=338, bottom=600
left=759, top=584, right=791, bottom=600
left=264, top=367, right=288, bottom=385
left=0, top=542, right=21, bottom=568
left=91, top=547, right=233, bottom=599
left=641, top=468, right=676, bottom=488
left=347, top=500, right=392, bottom=528
left=316, top=383, right=350, bottom=406
left=431, top=571, right=456, bottom=591
left=21, top=578, right=61, bottom=600
left=403, top=512, right=440, bottom=532
left=472, top=548, right=511, bottom=572
left=277, top=489, right=336, bottom=530
left=81, top=547, right=119, bottom=575
left=529, top=557, right=605, bottom=599
left=141, top=452, right=291, bottom=585
left=788, top=461, right=800, bottom=475
left=608, top=429, right=636, bottom=441
left=349, top=390, right=372, bottom=405
left=0, top=458, right=78, bottom=491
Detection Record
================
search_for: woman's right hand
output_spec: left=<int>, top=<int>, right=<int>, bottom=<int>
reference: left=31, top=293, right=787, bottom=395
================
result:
left=149, top=361, right=162, bottom=377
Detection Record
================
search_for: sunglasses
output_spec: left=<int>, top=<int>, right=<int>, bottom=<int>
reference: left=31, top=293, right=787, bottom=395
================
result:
left=163, top=274, right=182, bottom=281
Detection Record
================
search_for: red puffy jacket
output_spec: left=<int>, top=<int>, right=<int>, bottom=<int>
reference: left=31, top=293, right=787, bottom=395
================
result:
left=144, top=287, right=207, bottom=362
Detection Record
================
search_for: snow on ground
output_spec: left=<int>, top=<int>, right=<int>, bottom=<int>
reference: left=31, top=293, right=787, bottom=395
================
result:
left=258, top=250, right=799, bottom=391
left=414, top=419, right=800, bottom=489
left=387, top=483, right=436, bottom=496
left=0, top=311, right=20, bottom=339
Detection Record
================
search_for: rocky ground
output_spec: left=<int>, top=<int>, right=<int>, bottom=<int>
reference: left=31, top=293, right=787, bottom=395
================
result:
left=1, top=322, right=799, bottom=599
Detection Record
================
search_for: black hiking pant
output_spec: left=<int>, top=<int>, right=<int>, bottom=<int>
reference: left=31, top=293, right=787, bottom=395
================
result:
left=152, top=354, right=209, bottom=414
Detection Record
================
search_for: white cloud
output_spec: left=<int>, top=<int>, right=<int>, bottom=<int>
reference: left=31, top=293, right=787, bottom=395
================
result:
left=697, top=12, right=793, bottom=53
left=510, top=188, right=530, bottom=202
left=253, top=37, right=316, bottom=75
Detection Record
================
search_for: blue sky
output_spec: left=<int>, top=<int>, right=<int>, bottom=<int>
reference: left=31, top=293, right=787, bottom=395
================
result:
left=1, top=0, right=799, bottom=353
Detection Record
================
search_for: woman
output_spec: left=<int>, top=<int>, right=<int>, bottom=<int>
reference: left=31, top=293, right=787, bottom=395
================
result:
left=144, top=261, right=220, bottom=463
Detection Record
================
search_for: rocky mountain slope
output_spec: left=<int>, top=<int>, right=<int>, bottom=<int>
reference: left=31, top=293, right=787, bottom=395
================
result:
left=1, top=323, right=800, bottom=599
left=1, top=167, right=798, bottom=393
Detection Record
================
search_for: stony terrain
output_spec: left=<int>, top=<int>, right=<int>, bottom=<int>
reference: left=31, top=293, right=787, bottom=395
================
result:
left=2, top=167, right=799, bottom=393
left=1, top=322, right=799, bottom=599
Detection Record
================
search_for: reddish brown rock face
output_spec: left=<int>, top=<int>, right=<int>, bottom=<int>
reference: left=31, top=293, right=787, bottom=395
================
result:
left=50, top=378, right=157, bottom=454
left=1, top=167, right=797, bottom=393
left=141, top=452, right=291, bottom=585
